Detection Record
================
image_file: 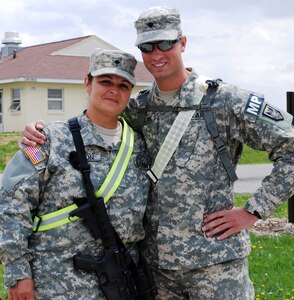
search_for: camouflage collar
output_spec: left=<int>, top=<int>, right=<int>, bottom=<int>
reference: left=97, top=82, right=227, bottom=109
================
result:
left=76, top=112, right=121, bottom=151
left=150, top=68, right=200, bottom=108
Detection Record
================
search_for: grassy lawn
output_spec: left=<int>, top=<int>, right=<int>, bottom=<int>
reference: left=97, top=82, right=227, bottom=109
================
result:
left=0, top=134, right=293, bottom=300
left=239, top=145, right=271, bottom=164
left=236, top=194, right=294, bottom=300
left=0, top=132, right=21, bottom=172
left=0, top=265, right=4, bottom=300
left=250, top=234, right=294, bottom=300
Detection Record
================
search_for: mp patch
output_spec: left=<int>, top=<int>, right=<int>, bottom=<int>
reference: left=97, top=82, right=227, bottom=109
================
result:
left=263, top=104, right=284, bottom=121
left=245, top=94, right=264, bottom=116
left=23, top=145, right=46, bottom=165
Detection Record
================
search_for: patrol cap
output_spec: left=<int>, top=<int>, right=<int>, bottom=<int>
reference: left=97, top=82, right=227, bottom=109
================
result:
left=89, top=48, right=137, bottom=85
left=134, top=6, right=181, bottom=46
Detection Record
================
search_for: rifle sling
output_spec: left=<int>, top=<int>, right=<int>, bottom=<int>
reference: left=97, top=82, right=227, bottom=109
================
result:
left=68, top=117, right=137, bottom=267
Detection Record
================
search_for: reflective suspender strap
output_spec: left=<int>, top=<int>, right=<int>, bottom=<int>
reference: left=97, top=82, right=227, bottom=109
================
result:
left=32, top=204, right=79, bottom=232
left=32, top=117, right=134, bottom=232
left=96, top=118, right=134, bottom=202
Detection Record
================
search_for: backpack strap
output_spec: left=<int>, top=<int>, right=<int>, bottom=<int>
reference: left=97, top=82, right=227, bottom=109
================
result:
left=131, top=89, right=151, bottom=133
left=201, top=82, right=238, bottom=182
left=132, top=79, right=238, bottom=183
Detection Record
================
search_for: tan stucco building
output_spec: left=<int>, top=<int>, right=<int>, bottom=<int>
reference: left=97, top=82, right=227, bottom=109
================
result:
left=0, top=33, right=153, bottom=132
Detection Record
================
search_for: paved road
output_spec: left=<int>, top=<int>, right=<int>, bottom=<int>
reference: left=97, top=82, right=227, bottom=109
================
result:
left=0, top=164, right=273, bottom=193
left=234, top=163, right=273, bottom=194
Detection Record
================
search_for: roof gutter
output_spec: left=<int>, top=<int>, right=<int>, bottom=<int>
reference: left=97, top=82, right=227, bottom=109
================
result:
left=135, top=81, right=152, bottom=87
left=0, top=77, right=84, bottom=84
left=0, top=78, right=152, bottom=87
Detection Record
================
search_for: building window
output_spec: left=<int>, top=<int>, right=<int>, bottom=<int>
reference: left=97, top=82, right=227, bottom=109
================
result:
left=9, top=88, right=21, bottom=111
left=48, top=88, right=63, bottom=111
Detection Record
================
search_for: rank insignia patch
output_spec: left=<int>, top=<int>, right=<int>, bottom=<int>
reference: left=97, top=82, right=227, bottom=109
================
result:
left=263, top=104, right=284, bottom=121
left=23, top=146, right=46, bottom=165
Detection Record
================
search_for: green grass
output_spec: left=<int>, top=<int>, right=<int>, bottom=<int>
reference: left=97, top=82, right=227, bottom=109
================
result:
left=0, top=132, right=21, bottom=172
left=249, top=234, right=294, bottom=300
left=0, top=265, right=4, bottom=300
left=236, top=194, right=294, bottom=300
left=239, top=145, right=271, bottom=164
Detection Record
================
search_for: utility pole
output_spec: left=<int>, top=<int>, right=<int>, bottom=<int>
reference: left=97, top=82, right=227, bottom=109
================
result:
left=286, top=91, right=294, bottom=223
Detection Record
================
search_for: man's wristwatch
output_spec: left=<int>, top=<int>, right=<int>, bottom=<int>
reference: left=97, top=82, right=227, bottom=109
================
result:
left=245, top=205, right=262, bottom=219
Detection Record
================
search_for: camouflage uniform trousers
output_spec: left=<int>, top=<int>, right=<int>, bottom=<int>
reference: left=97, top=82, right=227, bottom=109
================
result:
left=151, top=258, right=254, bottom=300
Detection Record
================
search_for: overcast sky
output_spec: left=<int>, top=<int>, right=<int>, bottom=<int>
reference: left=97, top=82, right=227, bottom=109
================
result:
left=1, top=0, right=293, bottom=110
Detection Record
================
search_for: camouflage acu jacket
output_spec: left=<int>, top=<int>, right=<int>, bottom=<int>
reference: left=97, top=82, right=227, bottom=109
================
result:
left=0, top=113, right=150, bottom=299
left=126, top=69, right=294, bottom=270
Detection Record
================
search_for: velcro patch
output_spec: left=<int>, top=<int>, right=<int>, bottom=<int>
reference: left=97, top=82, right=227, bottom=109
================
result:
left=262, top=104, right=284, bottom=121
left=245, top=94, right=264, bottom=116
left=23, top=146, right=46, bottom=165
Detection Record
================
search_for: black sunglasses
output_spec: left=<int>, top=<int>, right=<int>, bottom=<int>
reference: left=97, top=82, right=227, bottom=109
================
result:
left=138, top=36, right=182, bottom=53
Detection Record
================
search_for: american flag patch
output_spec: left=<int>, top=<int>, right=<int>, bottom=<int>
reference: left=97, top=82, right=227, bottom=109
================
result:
left=23, top=146, right=46, bottom=165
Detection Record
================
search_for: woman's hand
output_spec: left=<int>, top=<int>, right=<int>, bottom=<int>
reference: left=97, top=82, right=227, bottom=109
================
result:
left=8, top=278, right=35, bottom=300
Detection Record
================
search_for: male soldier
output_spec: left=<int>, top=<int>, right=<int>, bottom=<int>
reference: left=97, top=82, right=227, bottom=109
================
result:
left=21, top=6, right=294, bottom=300
left=127, top=6, right=294, bottom=299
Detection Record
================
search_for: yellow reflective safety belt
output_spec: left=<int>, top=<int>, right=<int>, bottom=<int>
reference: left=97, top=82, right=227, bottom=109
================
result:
left=32, top=117, right=134, bottom=232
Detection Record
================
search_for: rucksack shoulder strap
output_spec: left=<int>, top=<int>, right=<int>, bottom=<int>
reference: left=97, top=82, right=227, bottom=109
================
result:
left=202, top=81, right=238, bottom=182
left=131, top=79, right=238, bottom=183
left=131, top=89, right=151, bottom=133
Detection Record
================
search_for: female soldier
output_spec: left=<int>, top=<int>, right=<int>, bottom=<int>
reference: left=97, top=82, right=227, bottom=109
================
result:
left=0, top=49, right=151, bottom=300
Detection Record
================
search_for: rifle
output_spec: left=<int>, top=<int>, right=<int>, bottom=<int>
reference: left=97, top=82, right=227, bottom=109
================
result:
left=68, top=118, right=157, bottom=300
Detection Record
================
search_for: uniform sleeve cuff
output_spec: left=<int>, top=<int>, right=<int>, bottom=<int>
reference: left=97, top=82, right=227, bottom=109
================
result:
left=244, top=202, right=262, bottom=219
left=4, top=257, right=32, bottom=289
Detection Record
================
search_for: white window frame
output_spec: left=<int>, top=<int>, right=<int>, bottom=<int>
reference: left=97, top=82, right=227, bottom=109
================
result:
left=9, top=88, right=21, bottom=112
left=47, top=88, right=64, bottom=112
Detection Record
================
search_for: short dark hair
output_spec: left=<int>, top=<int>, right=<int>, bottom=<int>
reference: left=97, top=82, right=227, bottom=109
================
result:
left=87, top=73, right=93, bottom=83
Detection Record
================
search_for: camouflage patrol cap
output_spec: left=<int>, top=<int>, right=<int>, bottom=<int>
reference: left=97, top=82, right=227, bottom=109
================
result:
left=134, top=6, right=181, bottom=46
left=89, top=48, right=137, bottom=85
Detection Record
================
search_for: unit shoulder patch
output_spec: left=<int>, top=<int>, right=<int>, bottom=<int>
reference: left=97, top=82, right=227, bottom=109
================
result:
left=262, top=104, right=284, bottom=121
left=23, top=145, right=46, bottom=165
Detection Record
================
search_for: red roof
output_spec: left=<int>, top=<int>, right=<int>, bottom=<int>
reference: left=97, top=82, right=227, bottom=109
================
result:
left=0, top=35, right=153, bottom=83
